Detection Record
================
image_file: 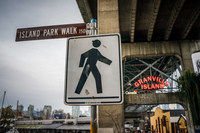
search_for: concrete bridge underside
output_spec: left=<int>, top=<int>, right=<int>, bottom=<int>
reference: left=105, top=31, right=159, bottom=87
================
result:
left=76, top=0, right=200, bottom=133
left=98, top=38, right=200, bottom=133
left=122, top=41, right=200, bottom=71
left=97, top=3, right=200, bottom=133
left=125, top=93, right=186, bottom=108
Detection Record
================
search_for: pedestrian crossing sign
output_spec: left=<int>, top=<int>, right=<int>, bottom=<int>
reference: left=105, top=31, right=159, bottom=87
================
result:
left=64, top=34, right=123, bottom=105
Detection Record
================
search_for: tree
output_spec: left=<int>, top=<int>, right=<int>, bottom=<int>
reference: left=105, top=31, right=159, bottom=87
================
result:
left=178, top=69, right=200, bottom=125
left=66, top=113, right=71, bottom=119
left=101, top=109, right=123, bottom=133
left=0, top=105, right=15, bottom=128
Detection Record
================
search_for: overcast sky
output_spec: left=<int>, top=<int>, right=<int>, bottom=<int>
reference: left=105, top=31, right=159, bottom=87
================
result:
left=0, top=0, right=89, bottom=113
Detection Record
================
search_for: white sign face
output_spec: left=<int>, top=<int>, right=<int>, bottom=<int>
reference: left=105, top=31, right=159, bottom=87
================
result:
left=191, top=51, right=200, bottom=74
left=64, top=34, right=123, bottom=105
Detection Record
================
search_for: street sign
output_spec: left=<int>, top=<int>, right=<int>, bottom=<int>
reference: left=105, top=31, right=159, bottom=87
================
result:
left=16, top=23, right=88, bottom=41
left=64, top=34, right=123, bottom=105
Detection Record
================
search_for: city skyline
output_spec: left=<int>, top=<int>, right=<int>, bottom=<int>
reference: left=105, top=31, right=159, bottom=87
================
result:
left=1, top=94, right=89, bottom=114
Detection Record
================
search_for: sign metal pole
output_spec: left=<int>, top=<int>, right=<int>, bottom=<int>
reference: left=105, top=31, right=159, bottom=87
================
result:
left=90, top=19, right=97, bottom=133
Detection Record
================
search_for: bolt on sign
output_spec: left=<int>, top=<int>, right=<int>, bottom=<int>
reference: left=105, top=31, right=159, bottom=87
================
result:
left=134, top=76, right=170, bottom=90
left=16, top=23, right=90, bottom=41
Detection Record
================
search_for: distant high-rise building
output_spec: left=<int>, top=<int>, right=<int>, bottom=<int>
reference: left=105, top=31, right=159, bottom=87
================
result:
left=17, top=104, right=24, bottom=116
left=27, top=105, right=34, bottom=118
left=43, top=105, right=52, bottom=120
left=72, top=106, right=80, bottom=118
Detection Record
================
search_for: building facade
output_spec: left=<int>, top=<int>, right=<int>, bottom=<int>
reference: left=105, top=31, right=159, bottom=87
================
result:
left=17, top=104, right=24, bottom=116
left=42, top=105, right=52, bottom=120
left=151, top=108, right=172, bottom=133
left=27, top=104, right=34, bottom=118
left=72, top=106, right=80, bottom=118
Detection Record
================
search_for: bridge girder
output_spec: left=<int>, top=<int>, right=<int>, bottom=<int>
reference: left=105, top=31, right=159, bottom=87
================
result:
left=125, top=93, right=187, bottom=110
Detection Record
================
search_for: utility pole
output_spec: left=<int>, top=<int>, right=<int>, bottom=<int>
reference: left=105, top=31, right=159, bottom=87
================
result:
left=16, top=100, right=19, bottom=119
left=0, top=91, right=6, bottom=118
left=90, top=19, right=98, bottom=133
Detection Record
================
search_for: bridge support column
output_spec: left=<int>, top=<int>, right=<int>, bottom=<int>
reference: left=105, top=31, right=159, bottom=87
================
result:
left=98, top=104, right=124, bottom=133
left=97, top=0, right=124, bottom=133
left=180, top=41, right=195, bottom=70
left=97, top=0, right=120, bottom=34
left=185, top=104, right=195, bottom=133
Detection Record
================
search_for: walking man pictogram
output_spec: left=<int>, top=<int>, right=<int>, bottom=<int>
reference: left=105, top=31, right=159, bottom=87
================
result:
left=75, top=39, right=112, bottom=94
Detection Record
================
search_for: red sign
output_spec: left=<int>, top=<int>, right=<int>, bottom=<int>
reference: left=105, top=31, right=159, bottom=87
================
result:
left=16, top=23, right=88, bottom=41
left=134, top=76, right=170, bottom=90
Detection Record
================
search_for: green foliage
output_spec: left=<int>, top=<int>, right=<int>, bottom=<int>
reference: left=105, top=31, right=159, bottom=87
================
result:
left=178, top=69, right=200, bottom=125
left=0, top=105, right=15, bottom=128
